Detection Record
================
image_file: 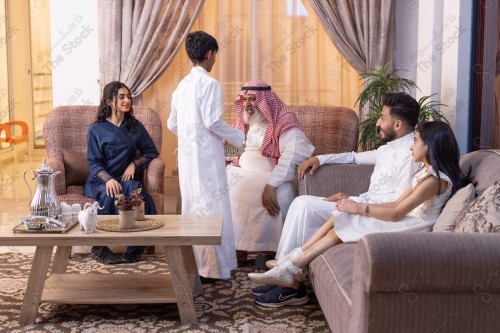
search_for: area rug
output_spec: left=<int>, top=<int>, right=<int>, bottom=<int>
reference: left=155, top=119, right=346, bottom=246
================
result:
left=0, top=253, right=330, bottom=333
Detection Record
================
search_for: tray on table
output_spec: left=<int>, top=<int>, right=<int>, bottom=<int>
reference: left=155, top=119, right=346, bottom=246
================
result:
left=11, top=217, right=79, bottom=233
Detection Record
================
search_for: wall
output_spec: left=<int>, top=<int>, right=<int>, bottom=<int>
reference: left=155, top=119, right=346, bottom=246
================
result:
left=50, top=0, right=100, bottom=107
left=395, top=0, right=474, bottom=153
left=47, top=1, right=474, bottom=155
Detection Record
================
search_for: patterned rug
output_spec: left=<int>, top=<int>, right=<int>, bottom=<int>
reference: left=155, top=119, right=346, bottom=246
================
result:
left=0, top=253, right=330, bottom=333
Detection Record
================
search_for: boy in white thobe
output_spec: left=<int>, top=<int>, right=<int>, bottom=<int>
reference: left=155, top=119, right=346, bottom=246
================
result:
left=168, top=31, right=245, bottom=279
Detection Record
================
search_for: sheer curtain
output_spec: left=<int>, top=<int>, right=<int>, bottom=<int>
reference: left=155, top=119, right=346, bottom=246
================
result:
left=98, top=0, right=205, bottom=96
left=143, top=0, right=362, bottom=174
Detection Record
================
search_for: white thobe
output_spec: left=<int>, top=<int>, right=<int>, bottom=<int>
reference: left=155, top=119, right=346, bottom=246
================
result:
left=168, top=66, right=245, bottom=279
left=227, top=124, right=314, bottom=252
left=276, top=132, right=420, bottom=259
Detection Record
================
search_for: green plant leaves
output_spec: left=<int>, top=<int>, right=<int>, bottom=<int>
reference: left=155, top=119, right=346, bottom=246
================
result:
left=357, top=63, right=448, bottom=151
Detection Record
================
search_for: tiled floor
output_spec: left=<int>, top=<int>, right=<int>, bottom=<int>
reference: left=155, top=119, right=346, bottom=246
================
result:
left=0, top=155, right=180, bottom=253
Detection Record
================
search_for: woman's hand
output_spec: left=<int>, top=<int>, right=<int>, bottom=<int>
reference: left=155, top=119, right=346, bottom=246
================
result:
left=106, top=179, right=122, bottom=198
left=336, top=199, right=367, bottom=215
left=121, top=162, right=135, bottom=182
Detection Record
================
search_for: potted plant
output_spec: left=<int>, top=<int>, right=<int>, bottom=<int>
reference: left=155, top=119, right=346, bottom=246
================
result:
left=356, top=63, right=449, bottom=151
left=114, top=188, right=143, bottom=228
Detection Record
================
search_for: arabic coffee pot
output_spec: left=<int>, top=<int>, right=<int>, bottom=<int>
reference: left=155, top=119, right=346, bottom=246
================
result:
left=23, top=158, right=61, bottom=218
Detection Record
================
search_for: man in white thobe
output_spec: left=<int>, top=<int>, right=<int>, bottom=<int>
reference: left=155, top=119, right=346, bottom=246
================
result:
left=168, top=31, right=245, bottom=279
left=276, top=92, right=422, bottom=260
left=251, top=94, right=432, bottom=308
left=227, top=81, right=314, bottom=270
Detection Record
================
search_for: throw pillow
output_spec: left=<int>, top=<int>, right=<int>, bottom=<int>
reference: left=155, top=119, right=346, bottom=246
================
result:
left=433, top=184, right=475, bottom=232
left=63, top=149, right=90, bottom=186
left=455, top=180, right=500, bottom=233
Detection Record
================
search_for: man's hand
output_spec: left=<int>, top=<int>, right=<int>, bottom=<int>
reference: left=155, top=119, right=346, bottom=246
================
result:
left=121, top=162, right=135, bottom=182
left=262, top=184, right=280, bottom=217
left=297, top=156, right=320, bottom=179
left=106, top=179, right=122, bottom=198
left=323, top=192, right=349, bottom=202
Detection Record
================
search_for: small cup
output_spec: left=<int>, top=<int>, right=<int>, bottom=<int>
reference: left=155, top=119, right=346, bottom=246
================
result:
left=61, top=202, right=71, bottom=214
left=72, top=203, right=82, bottom=218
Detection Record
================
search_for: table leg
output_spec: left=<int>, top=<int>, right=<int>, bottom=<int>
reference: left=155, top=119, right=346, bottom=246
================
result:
left=52, top=246, right=72, bottom=274
left=164, top=246, right=198, bottom=324
left=19, top=246, right=53, bottom=325
left=181, top=245, right=202, bottom=295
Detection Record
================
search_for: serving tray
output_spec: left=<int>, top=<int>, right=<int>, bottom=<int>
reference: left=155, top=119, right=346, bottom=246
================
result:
left=11, top=217, right=79, bottom=233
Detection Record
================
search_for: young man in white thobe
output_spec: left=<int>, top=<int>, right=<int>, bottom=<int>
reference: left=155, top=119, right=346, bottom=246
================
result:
left=227, top=81, right=314, bottom=272
left=167, top=31, right=245, bottom=280
left=252, top=92, right=422, bottom=307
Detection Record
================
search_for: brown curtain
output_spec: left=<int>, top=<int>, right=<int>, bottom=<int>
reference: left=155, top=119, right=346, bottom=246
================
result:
left=306, top=0, right=395, bottom=74
left=98, top=0, right=205, bottom=96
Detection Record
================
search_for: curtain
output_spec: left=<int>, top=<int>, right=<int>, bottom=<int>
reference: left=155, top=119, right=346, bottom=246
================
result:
left=306, top=0, right=395, bottom=74
left=494, top=1, right=500, bottom=149
left=97, top=0, right=205, bottom=96
left=141, top=0, right=362, bottom=174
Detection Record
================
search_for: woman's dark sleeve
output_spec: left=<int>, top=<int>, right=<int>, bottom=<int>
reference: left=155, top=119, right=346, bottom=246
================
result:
left=87, top=126, right=113, bottom=183
left=133, top=122, right=159, bottom=173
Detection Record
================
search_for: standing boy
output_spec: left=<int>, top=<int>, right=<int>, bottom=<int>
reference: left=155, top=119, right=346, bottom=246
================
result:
left=167, top=31, right=245, bottom=279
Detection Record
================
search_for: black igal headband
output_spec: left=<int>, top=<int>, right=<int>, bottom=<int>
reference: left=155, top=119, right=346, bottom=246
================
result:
left=241, top=86, right=271, bottom=91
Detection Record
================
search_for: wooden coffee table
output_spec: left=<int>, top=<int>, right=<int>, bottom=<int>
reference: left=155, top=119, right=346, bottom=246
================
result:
left=0, top=215, right=222, bottom=325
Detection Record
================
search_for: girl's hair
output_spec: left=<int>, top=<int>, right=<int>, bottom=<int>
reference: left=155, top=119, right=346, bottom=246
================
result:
left=415, top=121, right=468, bottom=196
left=96, top=81, right=138, bottom=131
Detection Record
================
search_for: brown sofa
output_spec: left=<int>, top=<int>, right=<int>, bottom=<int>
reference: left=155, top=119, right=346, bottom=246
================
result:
left=43, top=105, right=165, bottom=213
left=299, top=150, right=500, bottom=333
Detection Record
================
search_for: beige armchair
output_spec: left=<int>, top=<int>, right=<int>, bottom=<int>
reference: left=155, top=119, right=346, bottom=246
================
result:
left=43, top=105, right=165, bottom=213
left=289, top=105, right=359, bottom=156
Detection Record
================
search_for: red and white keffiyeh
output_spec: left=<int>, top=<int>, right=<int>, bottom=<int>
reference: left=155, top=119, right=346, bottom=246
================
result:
left=233, top=80, right=300, bottom=167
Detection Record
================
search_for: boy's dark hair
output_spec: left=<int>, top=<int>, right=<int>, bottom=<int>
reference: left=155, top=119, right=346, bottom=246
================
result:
left=382, top=92, right=420, bottom=129
left=185, top=31, right=219, bottom=64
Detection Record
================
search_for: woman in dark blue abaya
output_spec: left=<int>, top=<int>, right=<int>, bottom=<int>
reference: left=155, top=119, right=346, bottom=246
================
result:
left=84, top=81, right=159, bottom=264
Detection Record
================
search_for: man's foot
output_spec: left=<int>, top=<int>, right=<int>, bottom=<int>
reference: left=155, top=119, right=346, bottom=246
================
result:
left=122, top=246, right=146, bottom=263
left=237, top=250, right=249, bottom=267
left=199, top=276, right=219, bottom=284
left=248, top=261, right=303, bottom=287
left=251, top=284, right=278, bottom=296
left=255, top=285, right=309, bottom=308
left=91, top=246, right=123, bottom=264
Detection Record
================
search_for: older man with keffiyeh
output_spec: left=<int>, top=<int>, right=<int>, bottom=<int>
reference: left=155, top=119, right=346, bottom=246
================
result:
left=227, top=80, right=314, bottom=272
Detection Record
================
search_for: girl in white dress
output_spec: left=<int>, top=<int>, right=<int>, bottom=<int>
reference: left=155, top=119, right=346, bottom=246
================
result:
left=248, top=121, right=468, bottom=295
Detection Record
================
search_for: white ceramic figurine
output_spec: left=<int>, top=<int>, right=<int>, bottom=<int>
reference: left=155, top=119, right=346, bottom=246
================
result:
left=78, top=202, right=103, bottom=233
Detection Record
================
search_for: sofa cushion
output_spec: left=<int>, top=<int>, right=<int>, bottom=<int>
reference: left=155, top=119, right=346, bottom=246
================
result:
left=433, top=183, right=475, bottom=232
left=459, top=150, right=500, bottom=195
left=63, top=149, right=90, bottom=186
left=455, top=180, right=500, bottom=233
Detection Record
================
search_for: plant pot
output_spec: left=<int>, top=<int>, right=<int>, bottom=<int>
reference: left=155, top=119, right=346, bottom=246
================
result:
left=135, top=201, right=145, bottom=221
left=119, top=210, right=136, bottom=229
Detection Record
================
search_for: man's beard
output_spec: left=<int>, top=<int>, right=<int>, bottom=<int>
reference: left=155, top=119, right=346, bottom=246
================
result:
left=378, top=127, right=396, bottom=142
left=243, top=106, right=267, bottom=125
